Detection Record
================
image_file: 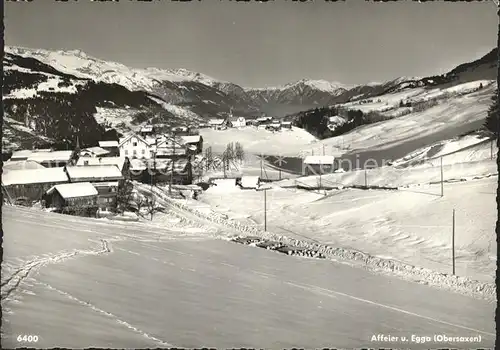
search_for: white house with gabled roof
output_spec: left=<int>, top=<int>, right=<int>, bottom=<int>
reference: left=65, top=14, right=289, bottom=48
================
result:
left=118, top=133, right=151, bottom=159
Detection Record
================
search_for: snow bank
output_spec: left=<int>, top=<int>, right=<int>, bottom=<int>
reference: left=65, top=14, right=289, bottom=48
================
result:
left=137, top=182, right=496, bottom=302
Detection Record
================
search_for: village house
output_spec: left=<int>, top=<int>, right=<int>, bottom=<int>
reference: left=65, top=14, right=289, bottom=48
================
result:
left=281, top=121, right=292, bottom=130
left=266, top=121, right=282, bottom=131
left=65, top=165, right=124, bottom=212
left=180, top=135, right=204, bottom=154
left=2, top=167, right=69, bottom=204
left=171, top=126, right=191, bottom=135
left=11, top=150, right=74, bottom=168
left=98, top=140, right=120, bottom=156
left=208, top=119, right=227, bottom=130
left=79, top=146, right=110, bottom=158
left=228, top=116, right=246, bottom=128
left=44, top=182, right=99, bottom=217
left=302, top=155, right=336, bottom=176
left=76, top=157, right=130, bottom=177
left=9, top=150, right=35, bottom=162
left=139, top=124, right=155, bottom=138
left=156, top=137, right=192, bottom=159
left=118, top=133, right=150, bottom=159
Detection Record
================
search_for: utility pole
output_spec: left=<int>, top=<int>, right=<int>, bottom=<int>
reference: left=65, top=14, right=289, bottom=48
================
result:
left=452, top=209, right=456, bottom=275
left=260, top=156, right=263, bottom=179
left=364, top=168, right=367, bottom=187
left=319, top=161, right=322, bottom=190
left=264, top=188, right=267, bottom=231
left=169, top=131, right=175, bottom=195
left=491, top=138, right=494, bottom=160
left=440, top=156, right=444, bottom=197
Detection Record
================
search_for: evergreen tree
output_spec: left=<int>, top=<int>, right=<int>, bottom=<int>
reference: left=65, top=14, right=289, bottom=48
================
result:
left=484, top=90, right=498, bottom=135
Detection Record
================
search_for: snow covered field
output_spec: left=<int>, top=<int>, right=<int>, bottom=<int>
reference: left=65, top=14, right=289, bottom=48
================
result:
left=1, top=206, right=495, bottom=349
left=196, top=175, right=496, bottom=283
left=200, top=127, right=317, bottom=155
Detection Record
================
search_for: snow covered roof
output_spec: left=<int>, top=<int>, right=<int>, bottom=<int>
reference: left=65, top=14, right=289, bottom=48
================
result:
left=140, top=125, right=154, bottom=132
left=2, top=167, right=69, bottom=186
left=46, top=182, right=98, bottom=199
left=181, top=135, right=202, bottom=144
left=281, top=121, right=292, bottom=125
left=155, top=147, right=187, bottom=156
left=118, top=133, right=149, bottom=147
left=92, top=181, right=119, bottom=188
left=129, top=158, right=147, bottom=170
left=65, top=165, right=123, bottom=181
left=27, top=150, right=73, bottom=163
left=80, top=147, right=110, bottom=157
left=240, top=176, right=260, bottom=189
left=98, top=140, right=119, bottom=148
left=303, top=155, right=335, bottom=165
left=208, top=119, right=226, bottom=125
left=3, top=160, right=46, bottom=172
left=76, top=157, right=127, bottom=171
left=10, top=150, right=34, bottom=160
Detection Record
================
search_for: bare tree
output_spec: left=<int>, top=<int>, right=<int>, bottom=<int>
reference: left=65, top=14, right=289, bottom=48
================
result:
left=204, top=146, right=214, bottom=171
left=235, top=142, right=245, bottom=161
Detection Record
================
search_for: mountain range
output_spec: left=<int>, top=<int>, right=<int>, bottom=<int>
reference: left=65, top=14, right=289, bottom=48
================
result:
left=2, top=45, right=497, bottom=152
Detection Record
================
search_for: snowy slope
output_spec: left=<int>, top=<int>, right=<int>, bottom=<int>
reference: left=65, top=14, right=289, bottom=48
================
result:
left=199, top=175, right=496, bottom=283
left=301, top=83, right=495, bottom=157
left=2, top=206, right=495, bottom=348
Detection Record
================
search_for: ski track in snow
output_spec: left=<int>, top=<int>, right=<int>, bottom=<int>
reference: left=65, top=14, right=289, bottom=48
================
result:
left=33, top=280, right=175, bottom=348
left=1, top=239, right=111, bottom=303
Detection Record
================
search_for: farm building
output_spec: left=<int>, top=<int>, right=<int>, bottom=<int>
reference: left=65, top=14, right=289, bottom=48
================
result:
left=76, top=157, right=130, bottom=177
left=208, top=119, right=227, bottom=130
left=45, top=182, right=99, bottom=217
left=79, top=146, right=110, bottom=158
left=156, top=137, right=191, bottom=159
left=302, top=155, right=336, bottom=176
left=2, top=167, right=69, bottom=204
left=3, top=160, right=46, bottom=171
left=65, top=165, right=124, bottom=211
left=23, top=150, right=74, bottom=168
left=9, top=150, right=35, bottom=162
left=180, top=135, right=204, bottom=154
left=65, top=165, right=124, bottom=183
left=98, top=140, right=120, bottom=156
left=281, top=121, right=292, bottom=129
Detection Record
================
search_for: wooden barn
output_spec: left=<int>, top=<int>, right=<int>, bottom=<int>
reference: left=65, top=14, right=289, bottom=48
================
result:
left=2, top=167, right=69, bottom=204
left=45, top=182, right=99, bottom=217
left=65, top=165, right=124, bottom=212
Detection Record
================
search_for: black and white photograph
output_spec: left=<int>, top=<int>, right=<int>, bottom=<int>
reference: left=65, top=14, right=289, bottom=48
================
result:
left=1, top=0, right=498, bottom=348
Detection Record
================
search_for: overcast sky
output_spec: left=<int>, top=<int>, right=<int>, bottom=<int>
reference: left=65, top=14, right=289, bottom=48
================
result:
left=5, top=1, right=498, bottom=88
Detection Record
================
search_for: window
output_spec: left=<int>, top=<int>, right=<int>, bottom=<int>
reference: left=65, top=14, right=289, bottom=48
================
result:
left=84, top=160, right=89, bottom=165
left=125, top=150, right=129, bottom=155
left=142, top=149, right=145, bottom=154
left=133, top=142, right=138, bottom=147
left=133, top=150, right=137, bottom=156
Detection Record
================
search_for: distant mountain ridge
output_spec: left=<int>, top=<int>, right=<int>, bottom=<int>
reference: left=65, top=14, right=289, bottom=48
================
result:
left=2, top=45, right=496, bottom=152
